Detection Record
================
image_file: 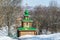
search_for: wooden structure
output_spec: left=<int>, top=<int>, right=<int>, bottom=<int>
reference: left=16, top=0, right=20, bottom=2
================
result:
left=17, top=9, right=37, bottom=37
left=17, top=30, right=37, bottom=36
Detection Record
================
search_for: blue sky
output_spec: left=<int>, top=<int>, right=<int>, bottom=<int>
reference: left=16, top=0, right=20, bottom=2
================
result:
left=22, top=0, right=60, bottom=7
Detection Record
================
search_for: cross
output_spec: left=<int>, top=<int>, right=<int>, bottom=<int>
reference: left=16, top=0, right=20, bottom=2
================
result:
left=26, top=3, right=28, bottom=7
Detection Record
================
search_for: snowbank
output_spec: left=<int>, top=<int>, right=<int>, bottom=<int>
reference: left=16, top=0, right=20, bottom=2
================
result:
left=0, top=25, right=17, bottom=40
left=0, top=36, right=17, bottom=40
left=0, top=26, right=8, bottom=36
left=0, top=36, right=13, bottom=40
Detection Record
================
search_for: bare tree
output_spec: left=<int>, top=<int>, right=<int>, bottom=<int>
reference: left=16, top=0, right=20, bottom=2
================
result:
left=0, top=0, right=22, bottom=36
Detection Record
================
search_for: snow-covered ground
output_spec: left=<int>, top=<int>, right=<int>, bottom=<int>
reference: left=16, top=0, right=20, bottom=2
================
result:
left=0, top=26, right=8, bottom=36
left=0, top=36, right=14, bottom=40
left=0, top=25, right=17, bottom=40
left=19, top=33, right=60, bottom=40
left=0, top=26, right=60, bottom=40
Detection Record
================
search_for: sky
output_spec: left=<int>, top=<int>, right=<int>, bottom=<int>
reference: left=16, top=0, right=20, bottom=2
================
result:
left=22, top=0, right=60, bottom=7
